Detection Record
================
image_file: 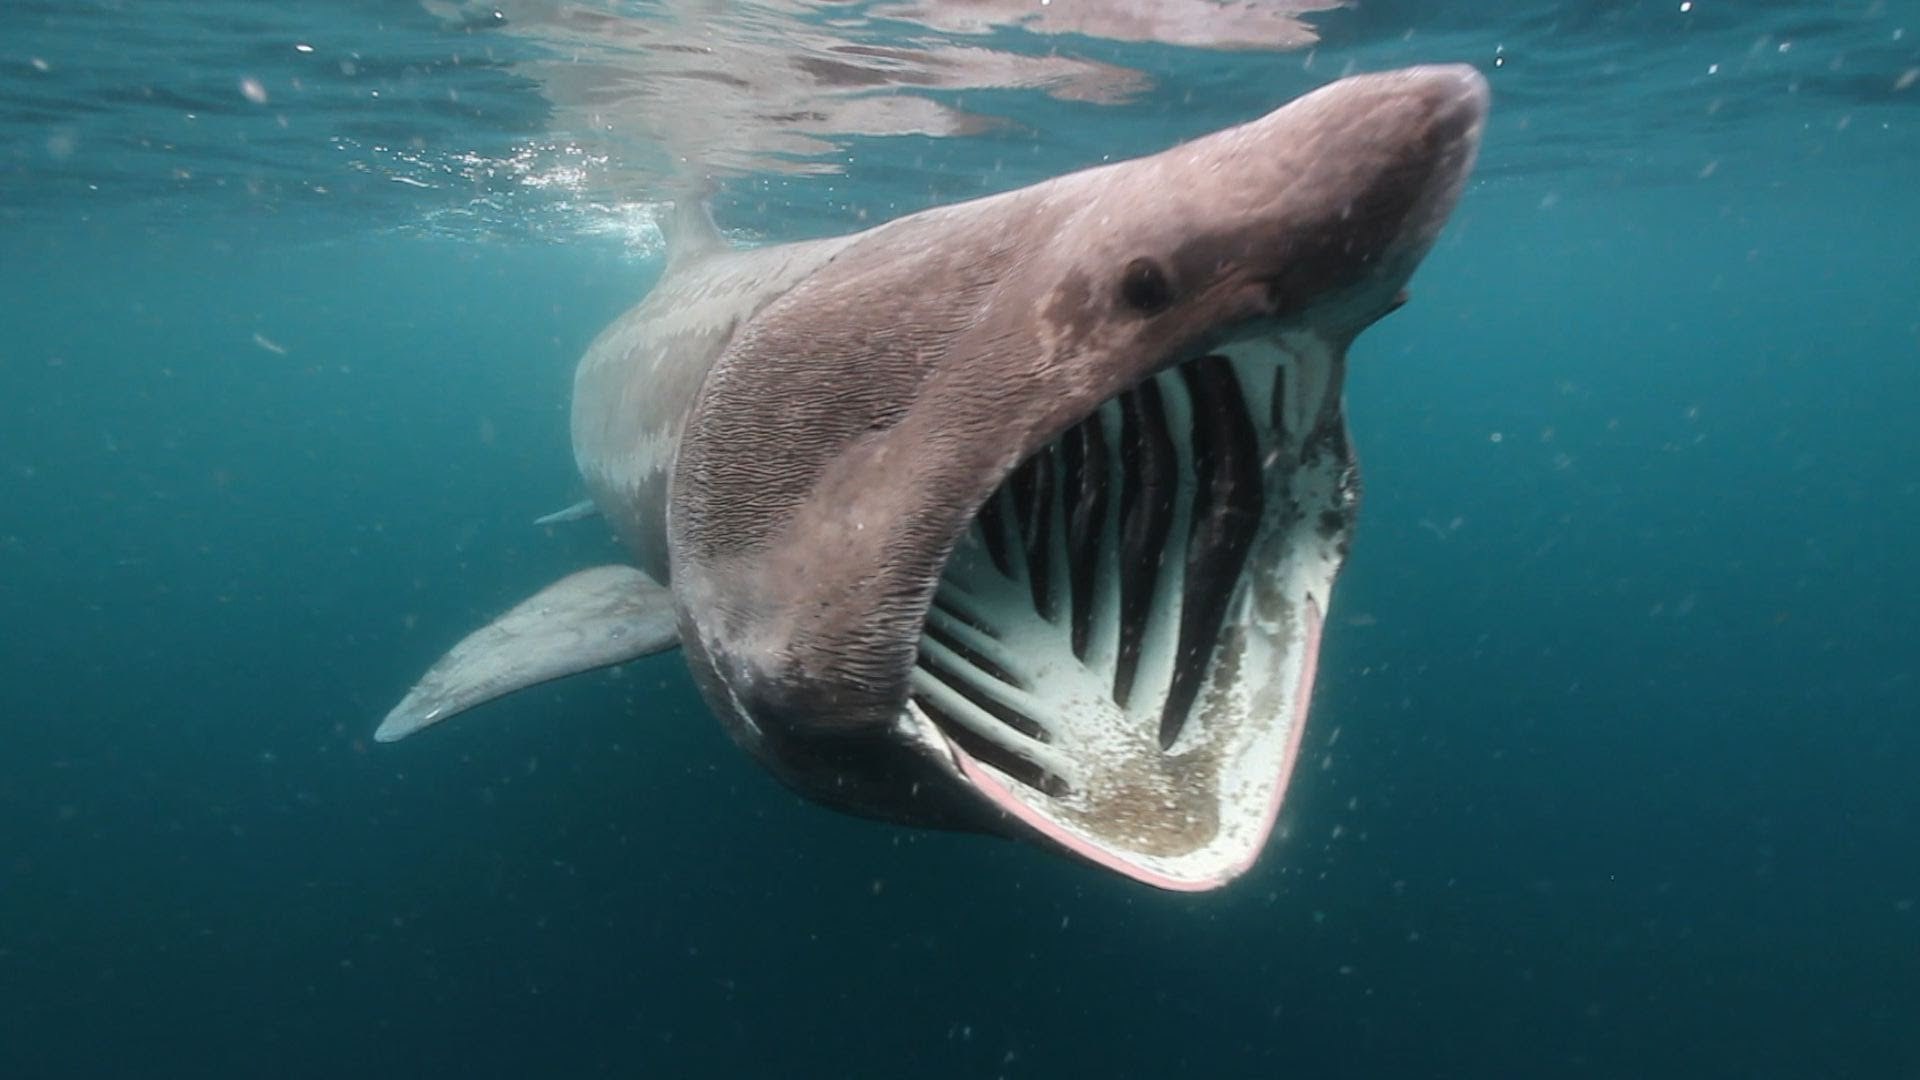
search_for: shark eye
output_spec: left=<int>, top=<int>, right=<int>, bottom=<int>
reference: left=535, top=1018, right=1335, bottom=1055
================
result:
left=1118, top=257, right=1174, bottom=315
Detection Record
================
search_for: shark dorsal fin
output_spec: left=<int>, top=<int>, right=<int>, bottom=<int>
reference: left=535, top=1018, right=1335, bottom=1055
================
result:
left=664, top=197, right=725, bottom=270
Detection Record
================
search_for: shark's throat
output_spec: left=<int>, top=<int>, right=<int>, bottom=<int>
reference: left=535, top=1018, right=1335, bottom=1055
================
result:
left=903, top=334, right=1356, bottom=889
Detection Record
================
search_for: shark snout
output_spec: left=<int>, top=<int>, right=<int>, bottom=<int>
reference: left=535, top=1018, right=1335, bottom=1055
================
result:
left=1400, top=64, right=1490, bottom=206
left=1412, top=63, right=1492, bottom=139
left=1379, top=64, right=1488, bottom=264
left=1241, top=63, right=1488, bottom=328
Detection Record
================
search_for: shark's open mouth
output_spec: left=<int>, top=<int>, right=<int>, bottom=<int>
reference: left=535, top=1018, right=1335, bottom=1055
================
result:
left=905, top=333, right=1355, bottom=889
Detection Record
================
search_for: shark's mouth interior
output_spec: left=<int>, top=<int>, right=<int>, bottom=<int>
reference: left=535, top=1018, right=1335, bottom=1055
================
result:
left=903, top=334, right=1353, bottom=890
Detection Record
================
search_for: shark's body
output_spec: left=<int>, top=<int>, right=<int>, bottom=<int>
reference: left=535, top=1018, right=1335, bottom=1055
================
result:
left=381, top=66, right=1489, bottom=890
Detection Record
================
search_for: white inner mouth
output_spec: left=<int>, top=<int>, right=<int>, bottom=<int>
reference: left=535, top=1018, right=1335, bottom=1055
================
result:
left=903, top=332, right=1354, bottom=889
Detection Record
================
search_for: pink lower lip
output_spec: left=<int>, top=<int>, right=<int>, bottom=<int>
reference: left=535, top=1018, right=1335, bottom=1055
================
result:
left=952, top=743, right=1217, bottom=891
left=945, top=597, right=1326, bottom=891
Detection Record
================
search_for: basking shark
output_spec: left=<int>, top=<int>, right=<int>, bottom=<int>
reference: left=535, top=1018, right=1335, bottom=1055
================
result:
left=380, top=65, right=1488, bottom=891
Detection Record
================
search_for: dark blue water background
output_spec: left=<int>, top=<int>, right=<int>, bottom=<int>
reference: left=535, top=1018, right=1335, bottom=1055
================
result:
left=4, top=2, right=1918, bottom=1076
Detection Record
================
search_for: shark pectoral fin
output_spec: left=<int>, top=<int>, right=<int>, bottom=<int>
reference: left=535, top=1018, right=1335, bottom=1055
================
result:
left=534, top=499, right=600, bottom=526
left=376, top=565, right=679, bottom=743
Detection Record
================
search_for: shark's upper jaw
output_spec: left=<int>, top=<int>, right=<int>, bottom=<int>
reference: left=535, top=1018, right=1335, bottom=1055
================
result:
left=900, top=329, right=1353, bottom=890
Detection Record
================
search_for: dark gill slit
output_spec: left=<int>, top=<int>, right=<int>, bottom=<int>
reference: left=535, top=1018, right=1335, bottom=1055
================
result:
left=921, top=610, right=1026, bottom=696
left=929, top=592, right=996, bottom=639
left=1269, top=363, right=1288, bottom=445
left=915, top=628, right=1051, bottom=743
left=1060, top=415, right=1110, bottom=659
left=1113, top=378, right=1177, bottom=709
left=1010, top=452, right=1056, bottom=621
left=975, top=494, right=1013, bottom=578
left=1159, top=357, right=1263, bottom=748
left=913, top=696, right=1070, bottom=797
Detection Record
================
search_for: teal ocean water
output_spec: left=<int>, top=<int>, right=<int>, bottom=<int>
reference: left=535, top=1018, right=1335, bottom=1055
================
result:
left=4, top=3, right=1918, bottom=1077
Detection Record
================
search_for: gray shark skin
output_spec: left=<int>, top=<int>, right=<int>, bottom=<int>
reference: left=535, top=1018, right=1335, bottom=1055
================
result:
left=381, top=65, right=1489, bottom=891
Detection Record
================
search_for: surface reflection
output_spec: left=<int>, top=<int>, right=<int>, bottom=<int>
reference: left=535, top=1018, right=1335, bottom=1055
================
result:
left=436, top=0, right=1336, bottom=183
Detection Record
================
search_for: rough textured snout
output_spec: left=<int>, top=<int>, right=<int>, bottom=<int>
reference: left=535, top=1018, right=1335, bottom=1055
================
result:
left=1402, top=63, right=1492, bottom=137
left=1358, top=64, right=1489, bottom=250
left=1222, top=64, right=1486, bottom=333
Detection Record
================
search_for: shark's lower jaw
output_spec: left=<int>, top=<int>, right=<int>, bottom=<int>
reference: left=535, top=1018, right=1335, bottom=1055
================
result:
left=903, top=333, right=1357, bottom=890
